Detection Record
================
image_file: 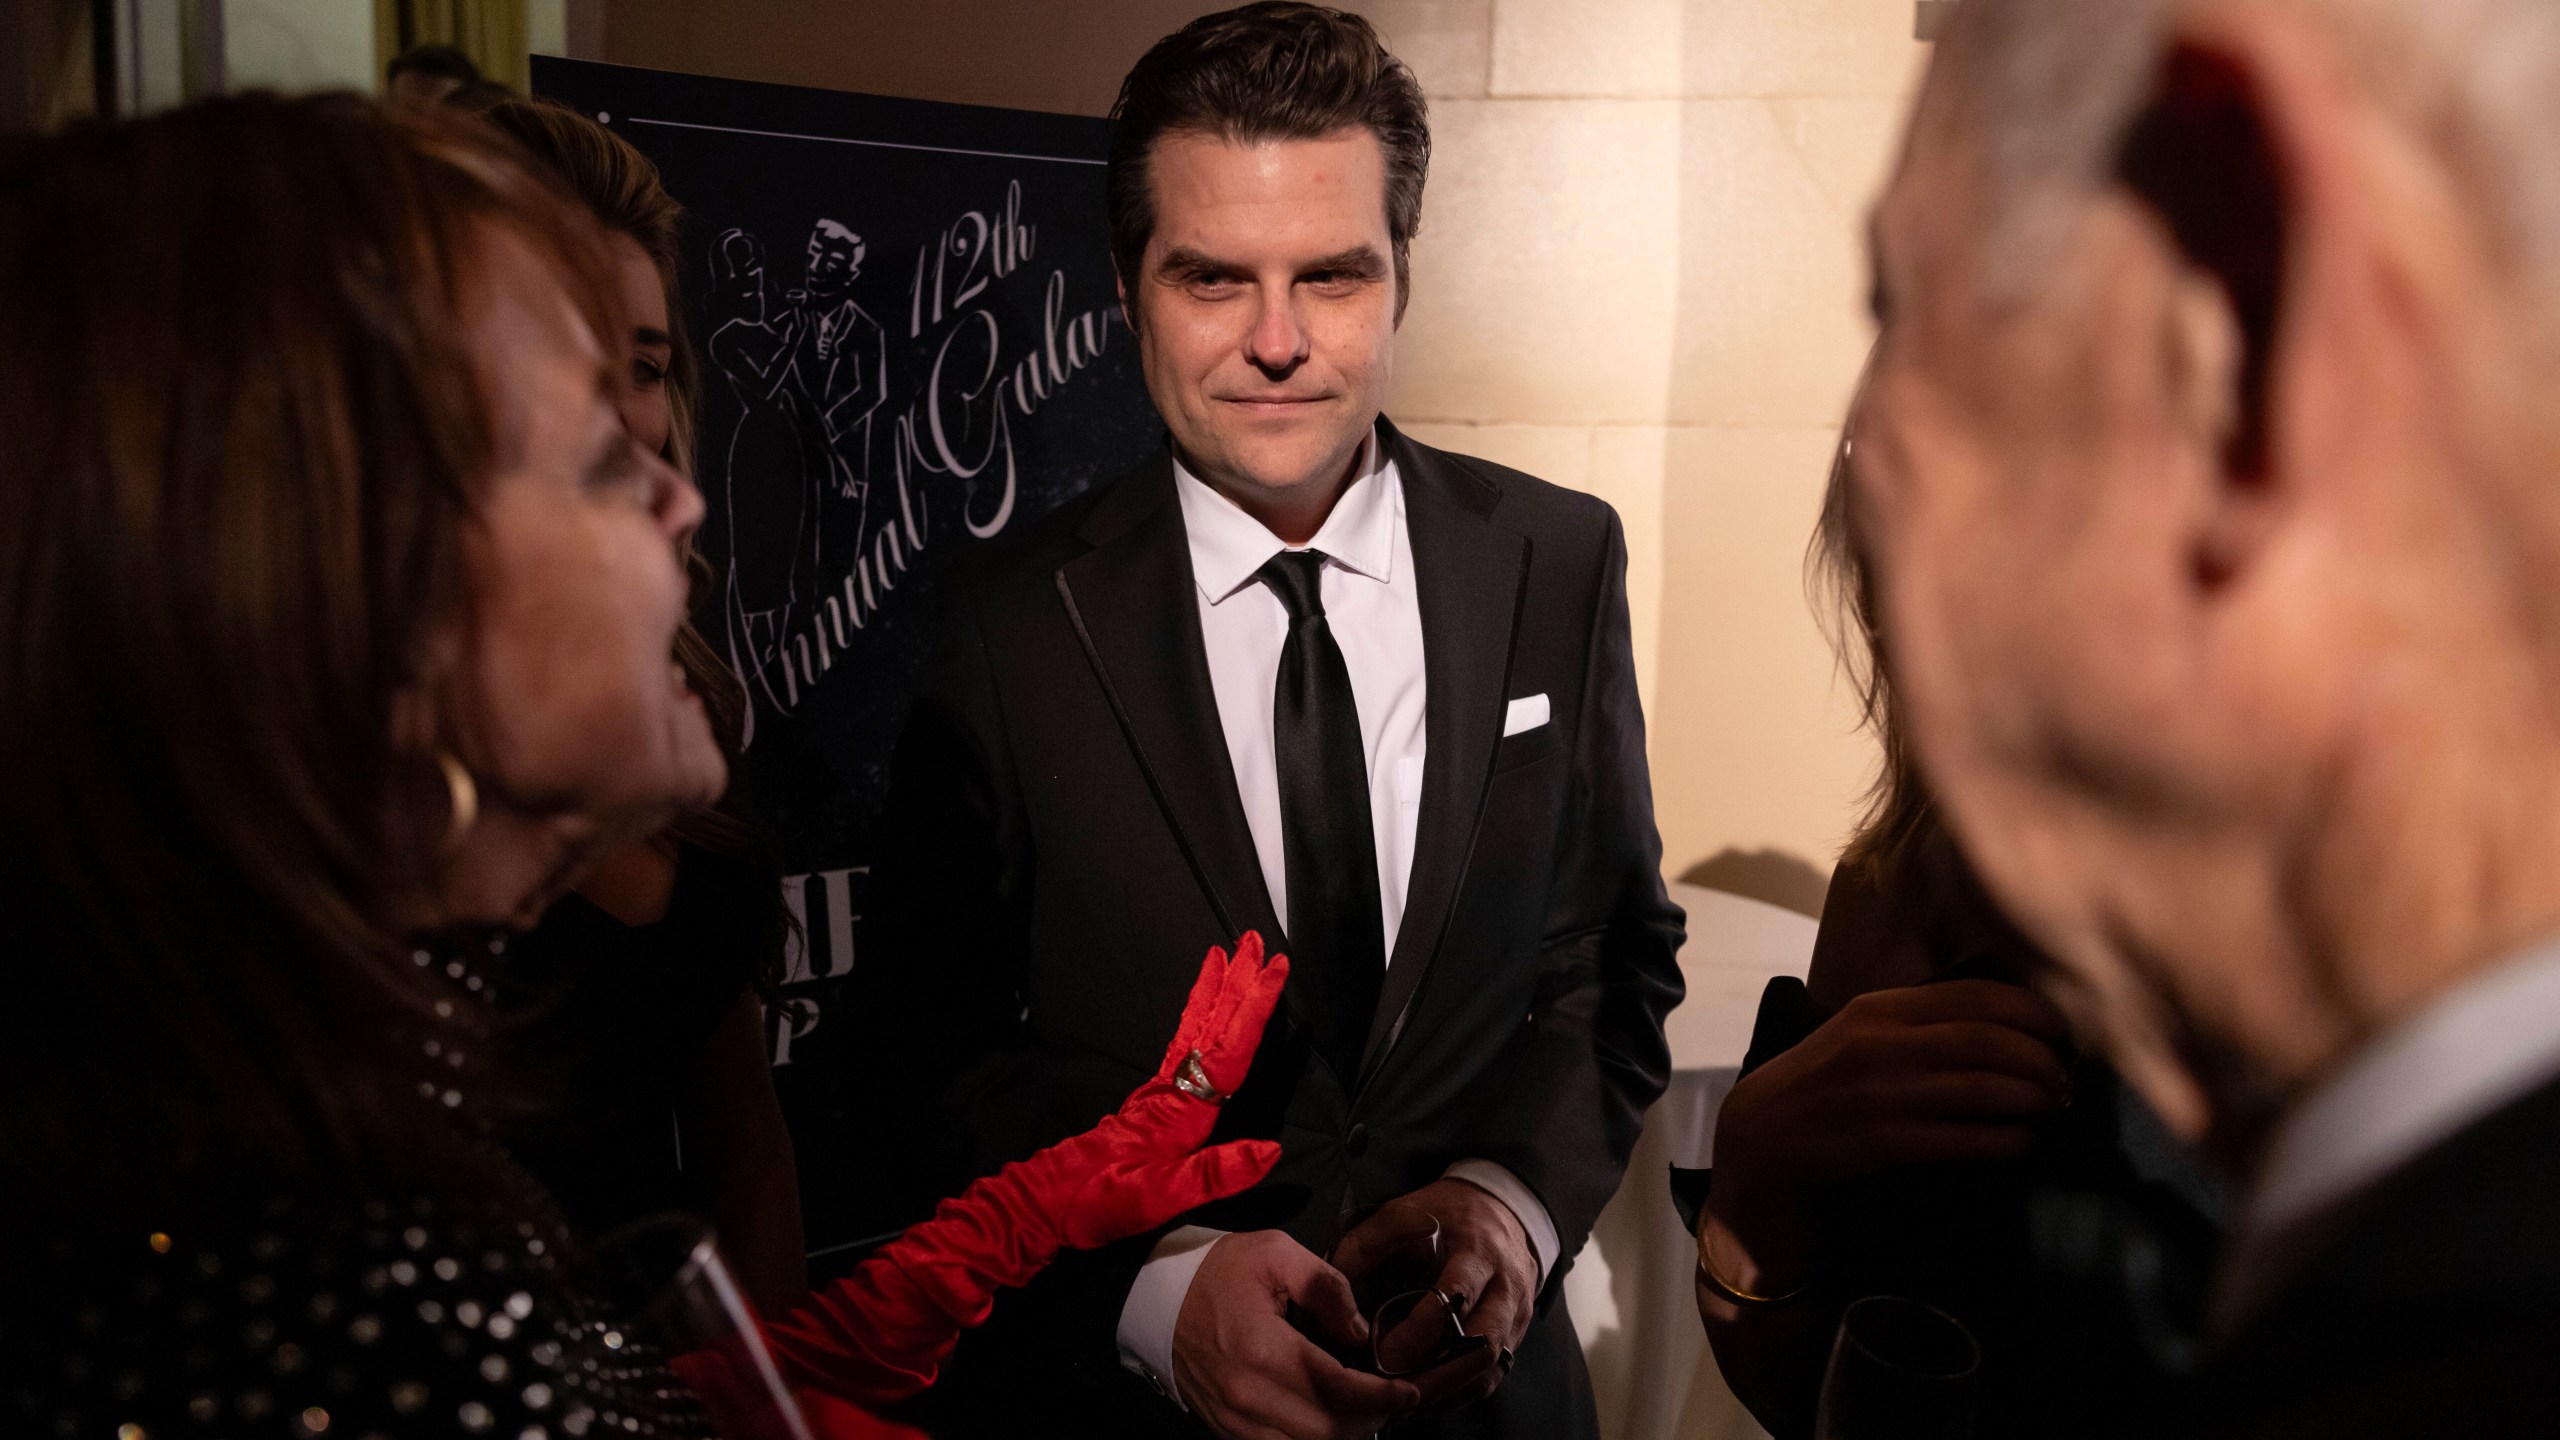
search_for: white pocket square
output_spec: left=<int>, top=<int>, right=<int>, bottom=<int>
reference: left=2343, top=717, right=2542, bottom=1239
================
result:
left=1503, top=693, right=1550, bottom=737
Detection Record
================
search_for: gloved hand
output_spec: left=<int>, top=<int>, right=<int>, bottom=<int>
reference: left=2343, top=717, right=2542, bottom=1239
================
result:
left=763, top=933, right=1289, bottom=1408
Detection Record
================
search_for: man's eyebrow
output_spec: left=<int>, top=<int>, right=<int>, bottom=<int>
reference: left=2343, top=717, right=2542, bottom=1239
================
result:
left=1302, top=246, right=1386, bottom=277
left=1154, top=246, right=1246, bottom=281
left=1153, top=245, right=1388, bottom=281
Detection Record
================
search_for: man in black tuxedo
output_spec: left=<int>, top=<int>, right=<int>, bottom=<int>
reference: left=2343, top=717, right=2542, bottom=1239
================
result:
left=853, top=6, right=1683, bottom=1437
left=1852, top=0, right=2560, bottom=1432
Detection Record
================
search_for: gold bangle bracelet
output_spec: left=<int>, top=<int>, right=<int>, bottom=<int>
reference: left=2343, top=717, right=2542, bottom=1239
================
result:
left=1694, top=1245, right=1805, bottom=1306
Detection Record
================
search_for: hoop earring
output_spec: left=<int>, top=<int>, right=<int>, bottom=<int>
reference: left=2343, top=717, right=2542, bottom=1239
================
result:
left=438, top=751, right=478, bottom=850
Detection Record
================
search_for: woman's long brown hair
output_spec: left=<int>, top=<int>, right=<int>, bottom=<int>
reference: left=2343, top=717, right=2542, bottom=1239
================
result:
left=1809, top=361, right=2039, bottom=978
left=0, top=93, right=625, bottom=1206
left=477, top=100, right=701, bottom=478
left=1810, top=358, right=1937, bottom=884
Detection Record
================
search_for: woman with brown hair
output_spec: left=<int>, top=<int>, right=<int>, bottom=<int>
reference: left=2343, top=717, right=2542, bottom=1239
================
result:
left=1682, top=397, right=2227, bottom=1438
left=473, top=95, right=809, bottom=1317
left=0, top=92, right=1288, bottom=1439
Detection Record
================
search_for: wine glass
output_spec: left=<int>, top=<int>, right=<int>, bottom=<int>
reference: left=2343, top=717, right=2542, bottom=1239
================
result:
left=591, top=1214, right=818, bottom=1440
left=1814, top=1294, right=1982, bottom=1440
left=1328, top=1203, right=1470, bottom=1377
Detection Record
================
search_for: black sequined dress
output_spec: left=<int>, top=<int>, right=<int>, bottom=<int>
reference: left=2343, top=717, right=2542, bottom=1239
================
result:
left=3, top=936, right=723, bottom=1440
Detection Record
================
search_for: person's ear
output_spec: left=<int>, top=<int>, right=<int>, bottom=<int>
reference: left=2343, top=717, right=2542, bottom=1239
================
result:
left=2117, top=36, right=2292, bottom=588
left=1116, top=270, right=1140, bottom=343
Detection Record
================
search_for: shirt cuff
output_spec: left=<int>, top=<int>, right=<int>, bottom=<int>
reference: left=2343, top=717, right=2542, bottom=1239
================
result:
left=1445, top=1159, right=1561, bottom=1283
left=1115, top=1225, right=1226, bottom=1409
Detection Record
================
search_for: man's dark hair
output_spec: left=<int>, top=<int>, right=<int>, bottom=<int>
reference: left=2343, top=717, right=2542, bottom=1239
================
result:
left=1107, top=3, right=1430, bottom=319
left=385, top=43, right=481, bottom=86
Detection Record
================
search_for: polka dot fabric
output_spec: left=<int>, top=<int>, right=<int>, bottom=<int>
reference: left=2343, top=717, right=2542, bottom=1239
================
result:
left=5, top=1193, right=717, bottom=1440
left=4, top=935, right=720, bottom=1440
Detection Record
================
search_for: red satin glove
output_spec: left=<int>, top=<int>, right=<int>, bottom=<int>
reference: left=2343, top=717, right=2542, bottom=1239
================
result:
left=764, top=932, right=1289, bottom=1409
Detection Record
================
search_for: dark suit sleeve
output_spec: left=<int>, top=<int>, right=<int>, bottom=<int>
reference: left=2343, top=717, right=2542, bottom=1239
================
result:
left=1461, top=508, right=1687, bottom=1280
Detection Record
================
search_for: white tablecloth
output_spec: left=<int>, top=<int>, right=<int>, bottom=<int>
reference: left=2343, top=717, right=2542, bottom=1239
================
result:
left=1566, top=884, right=1816, bottom=1440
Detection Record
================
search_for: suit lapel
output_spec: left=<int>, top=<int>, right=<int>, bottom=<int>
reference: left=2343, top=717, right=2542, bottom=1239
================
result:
left=1053, top=453, right=1286, bottom=952
left=1359, top=420, right=1531, bottom=1082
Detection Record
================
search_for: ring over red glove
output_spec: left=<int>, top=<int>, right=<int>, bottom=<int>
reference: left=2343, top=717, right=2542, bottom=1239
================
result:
left=763, top=933, right=1289, bottom=1410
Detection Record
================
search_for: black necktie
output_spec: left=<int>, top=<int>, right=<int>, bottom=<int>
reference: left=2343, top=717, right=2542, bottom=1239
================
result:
left=1257, top=549, right=1385, bottom=1085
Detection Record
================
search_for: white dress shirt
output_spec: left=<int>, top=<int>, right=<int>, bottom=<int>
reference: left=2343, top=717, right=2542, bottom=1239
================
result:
left=1114, top=437, right=1561, bottom=1405
left=2219, top=933, right=2560, bottom=1322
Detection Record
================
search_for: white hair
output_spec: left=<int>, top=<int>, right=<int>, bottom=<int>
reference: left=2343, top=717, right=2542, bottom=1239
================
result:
left=1935, top=0, right=2560, bottom=319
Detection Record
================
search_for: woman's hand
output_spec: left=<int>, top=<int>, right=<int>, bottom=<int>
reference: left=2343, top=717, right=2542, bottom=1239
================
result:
left=763, top=935, right=1289, bottom=1409
left=1700, top=979, right=2069, bottom=1297
left=1054, top=931, right=1290, bottom=1248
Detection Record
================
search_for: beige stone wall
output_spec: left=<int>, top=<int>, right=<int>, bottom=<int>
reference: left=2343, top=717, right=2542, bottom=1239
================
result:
left=1382, top=0, right=1925, bottom=903
left=597, top=0, right=1928, bottom=900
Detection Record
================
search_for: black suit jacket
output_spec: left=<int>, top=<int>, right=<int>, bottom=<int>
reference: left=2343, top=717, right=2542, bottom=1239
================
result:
left=2148, top=1070, right=2560, bottom=1438
left=851, top=419, right=1685, bottom=1434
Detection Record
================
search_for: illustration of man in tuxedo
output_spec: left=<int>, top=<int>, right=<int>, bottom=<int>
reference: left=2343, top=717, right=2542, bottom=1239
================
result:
left=705, top=219, right=891, bottom=714
left=790, top=219, right=889, bottom=506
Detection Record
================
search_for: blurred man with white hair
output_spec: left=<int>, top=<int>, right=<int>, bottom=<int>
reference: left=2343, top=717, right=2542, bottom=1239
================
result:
left=1855, top=0, right=2560, bottom=1430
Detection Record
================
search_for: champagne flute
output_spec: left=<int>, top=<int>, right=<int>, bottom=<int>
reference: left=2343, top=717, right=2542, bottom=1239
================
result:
left=592, top=1214, right=817, bottom=1440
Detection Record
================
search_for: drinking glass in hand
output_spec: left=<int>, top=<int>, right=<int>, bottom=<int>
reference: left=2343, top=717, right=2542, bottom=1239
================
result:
left=1327, top=1203, right=1472, bottom=1377
left=592, top=1214, right=817, bottom=1440
left=1814, top=1294, right=1982, bottom=1440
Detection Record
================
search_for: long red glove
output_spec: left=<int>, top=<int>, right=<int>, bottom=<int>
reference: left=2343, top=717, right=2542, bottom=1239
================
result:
left=763, top=932, right=1289, bottom=1410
